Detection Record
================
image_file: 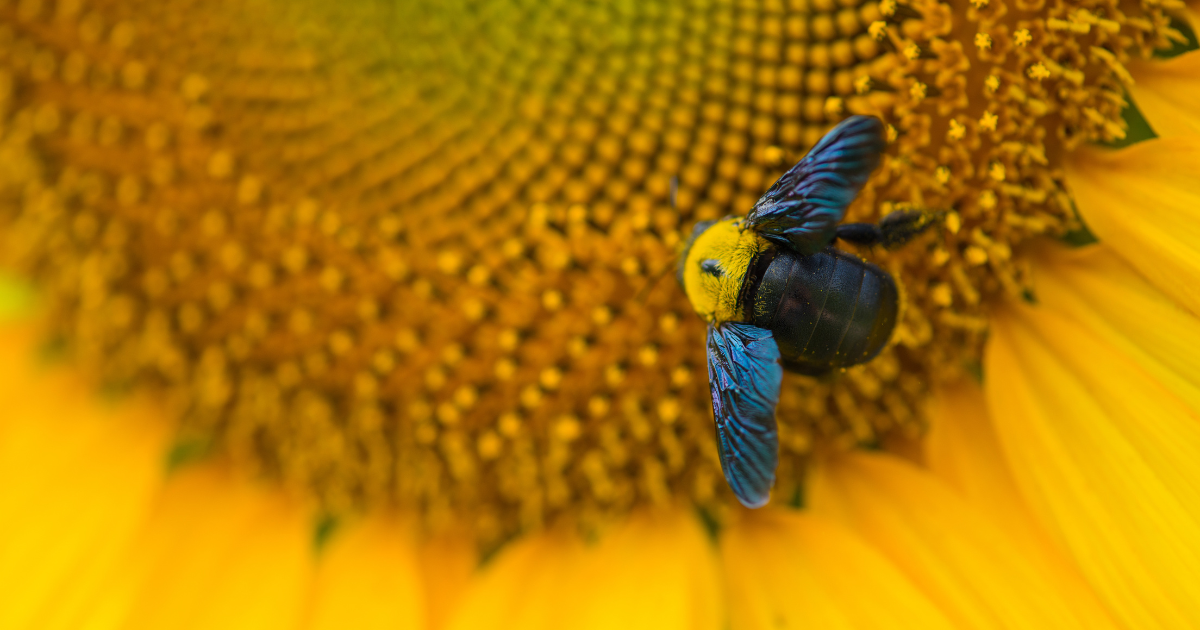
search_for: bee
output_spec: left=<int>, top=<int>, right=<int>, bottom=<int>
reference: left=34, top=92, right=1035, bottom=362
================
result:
left=678, top=116, right=934, bottom=508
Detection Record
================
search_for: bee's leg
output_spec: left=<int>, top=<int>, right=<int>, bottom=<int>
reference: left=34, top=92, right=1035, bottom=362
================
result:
left=833, top=222, right=883, bottom=246
left=836, top=210, right=939, bottom=250
left=878, top=210, right=939, bottom=248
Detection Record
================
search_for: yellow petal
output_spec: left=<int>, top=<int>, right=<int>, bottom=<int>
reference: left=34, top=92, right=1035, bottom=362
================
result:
left=447, top=529, right=583, bottom=630
left=922, top=381, right=1049, bottom=550
left=417, top=532, right=477, bottom=630
left=0, top=324, right=169, bottom=628
left=1129, top=51, right=1200, bottom=137
left=1067, top=136, right=1200, bottom=316
left=986, top=250, right=1200, bottom=628
left=810, top=452, right=1121, bottom=630
left=448, top=509, right=722, bottom=630
left=306, top=517, right=426, bottom=630
left=0, top=323, right=169, bottom=630
left=120, top=466, right=314, bottom=630
left=924, top=380, right=1132, bottom=626
left=722, top=509, right=956, bottom=630
left=1025, top=245, right=1200, bottom=411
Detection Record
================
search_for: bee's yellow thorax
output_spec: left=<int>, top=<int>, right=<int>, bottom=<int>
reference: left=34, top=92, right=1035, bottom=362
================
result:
left=681, top=218, right=768, bottom=323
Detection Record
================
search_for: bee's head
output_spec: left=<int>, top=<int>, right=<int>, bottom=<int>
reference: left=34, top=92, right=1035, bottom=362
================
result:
left=678, top=217, right=763, bottom=323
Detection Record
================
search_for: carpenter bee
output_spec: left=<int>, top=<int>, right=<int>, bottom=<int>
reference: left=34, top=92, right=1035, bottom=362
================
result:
left=678, top=115, right=934, bottom=508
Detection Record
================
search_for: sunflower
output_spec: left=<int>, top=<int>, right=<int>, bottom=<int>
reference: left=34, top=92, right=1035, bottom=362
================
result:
left=2, top=0, right=1199, bottom=627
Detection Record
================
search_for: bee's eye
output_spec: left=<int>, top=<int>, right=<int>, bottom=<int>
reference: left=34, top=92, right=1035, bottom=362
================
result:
left=700, top=259, right=722, bottom=277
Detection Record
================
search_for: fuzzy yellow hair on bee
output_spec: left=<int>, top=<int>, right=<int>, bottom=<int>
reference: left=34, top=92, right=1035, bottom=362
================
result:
left=680, top=218, right=767, bottom=324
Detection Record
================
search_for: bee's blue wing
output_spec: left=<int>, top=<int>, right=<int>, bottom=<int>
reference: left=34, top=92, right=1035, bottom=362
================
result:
left=706, top=322, right=783, bottom=508
left=747, top=115, right=885, bottom=255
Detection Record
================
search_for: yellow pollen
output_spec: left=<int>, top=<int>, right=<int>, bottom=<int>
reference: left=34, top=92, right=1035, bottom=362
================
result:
left=980, top=111, right=999, bottom=131
left=0, top=0, right=1180, bottom=543
left=935, top=166, right=951, bottom=185
left=1028, top=63, right=1051, bottom=81
left=854, top=75, right=872, bottom=95
left=947, top=119, right=967, bottom=141
left=910, top=81, right=927, bottom=102
left=869, top=21, right=889, bottom=40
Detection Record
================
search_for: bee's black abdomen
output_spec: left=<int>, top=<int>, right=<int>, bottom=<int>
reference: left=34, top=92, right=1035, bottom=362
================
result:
left=750, top=252, right=834, bottom=360
left=839, top=262, right=898, bottom=364
left=746, top=246, right=898, bottom=375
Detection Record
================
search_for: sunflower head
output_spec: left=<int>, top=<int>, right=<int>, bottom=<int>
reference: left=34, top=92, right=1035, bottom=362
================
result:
left=0, top=0, right=1187, bottom=545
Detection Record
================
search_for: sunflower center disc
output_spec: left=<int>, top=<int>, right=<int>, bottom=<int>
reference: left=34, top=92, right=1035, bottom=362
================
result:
left=0, top=0, right=1179, bottom=543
